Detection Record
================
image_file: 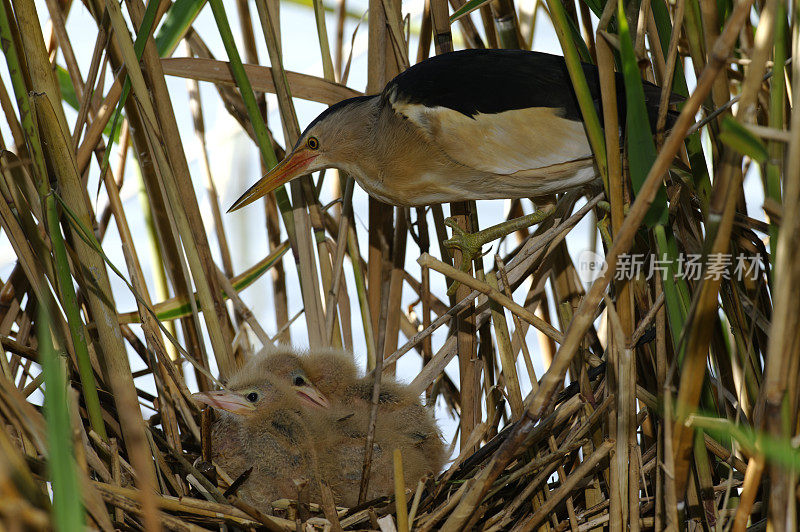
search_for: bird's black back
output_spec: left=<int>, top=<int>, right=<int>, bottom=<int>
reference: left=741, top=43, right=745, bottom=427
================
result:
left=384, top=49, right=678, bottom=132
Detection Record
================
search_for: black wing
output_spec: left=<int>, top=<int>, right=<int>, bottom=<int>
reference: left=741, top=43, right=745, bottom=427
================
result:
left=384, top=49, right=675, bottom=131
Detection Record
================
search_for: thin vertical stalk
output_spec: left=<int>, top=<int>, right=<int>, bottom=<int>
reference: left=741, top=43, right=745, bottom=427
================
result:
left=334, top=0, right=347, bottom=78
left=347, top=218, right=377, bottom=365
left=486, top=271, right=524, bottom=418
left=185, top=61, right=234, bottom=281
left=254, top=0, right=339, bottom=347
left=358, top=215, right=392, bottom=503
left=39, top=305, right=84, bottom=532
left=544, top=0, right=607, bottom=184
left=383, top=211, right=408, bottom=372
left=45, top=194, right=106, bottom=441
left=763, top=2, right=800, bottom=526
left=312, top=0, right=336, bottom=80
left=365, top=0, right=400, bottom=369
left=766, top=0, right=787, bottom=276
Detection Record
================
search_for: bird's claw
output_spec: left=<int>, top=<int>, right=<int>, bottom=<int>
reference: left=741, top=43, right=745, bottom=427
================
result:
left=443, top=219, right=484, bottom=266
left=443, top=217, right=467, bottom=236
left=443, top=234, right=484, bottom=265
left=442, top=217, right=485, bottom=295
left=440, top=207, right=555, bottom=295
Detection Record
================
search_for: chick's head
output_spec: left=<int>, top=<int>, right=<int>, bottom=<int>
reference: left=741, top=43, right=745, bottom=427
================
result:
left=192, top=362, right=298, bottom=425
left=259, top=345, right=358, bottom=408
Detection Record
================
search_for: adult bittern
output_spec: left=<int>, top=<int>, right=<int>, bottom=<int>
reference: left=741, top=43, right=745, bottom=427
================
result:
left=257, top=346, right=445, bottom=505
left=228, top=49, right=673, bottom=257
left=192, top=364, right=322, bottom=509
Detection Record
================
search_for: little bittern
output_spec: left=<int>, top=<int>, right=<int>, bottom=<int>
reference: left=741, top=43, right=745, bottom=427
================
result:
left=195, top=348, right=444, bottom=508
left=229, top=49, right=672, bottom=210
left=228, top=49, right=674, bottom=264
left=257, top=346, right=445, bottom=506
left=192, top=364, right=322, bottom=509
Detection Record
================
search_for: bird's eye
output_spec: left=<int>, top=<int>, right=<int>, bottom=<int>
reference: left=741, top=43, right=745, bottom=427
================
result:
left=246, top=392, right=259, bottom=402
left=293, top=375, right=306, bottom=386
left=306, top=137, right=319, bottom=150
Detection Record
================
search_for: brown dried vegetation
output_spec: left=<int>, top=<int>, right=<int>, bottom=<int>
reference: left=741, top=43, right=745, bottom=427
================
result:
left=0, top=0, right=797, bottom=528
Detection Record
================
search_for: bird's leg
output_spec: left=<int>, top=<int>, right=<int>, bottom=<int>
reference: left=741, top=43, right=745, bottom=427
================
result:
left=594, top=200, right=632, bottom=249
left=443, top=205, right=557, bottom=273
left=596, top=200, right=612, bottom=213
left=596, top=214, right=613, bottom=249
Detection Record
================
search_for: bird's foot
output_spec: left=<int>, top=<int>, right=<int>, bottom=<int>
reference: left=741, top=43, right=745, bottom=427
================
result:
left=443, top=217, right=486, bottom=271
left=442, top=207, right=556, bottom=295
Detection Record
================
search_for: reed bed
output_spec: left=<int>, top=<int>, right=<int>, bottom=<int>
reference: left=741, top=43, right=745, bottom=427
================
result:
left=0, top=0, right=797, bottom=528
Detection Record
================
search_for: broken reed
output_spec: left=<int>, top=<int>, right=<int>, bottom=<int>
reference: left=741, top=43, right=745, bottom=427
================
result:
left=0, top=0, right=796, bottom=529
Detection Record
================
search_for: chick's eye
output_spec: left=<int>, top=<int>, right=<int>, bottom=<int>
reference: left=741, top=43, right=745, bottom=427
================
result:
left=293, top=376, right=305, bottom=386
left=306, top=137, right=319, bottom=150
left=246, top=392, right=259, bottom=403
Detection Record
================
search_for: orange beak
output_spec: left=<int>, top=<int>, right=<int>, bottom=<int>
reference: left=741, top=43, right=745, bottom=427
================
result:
left=294, top=385, right=330, bottom=409
left=228, top=148, right=319, bottom=212
left=191, top=391, right=256, bottom=415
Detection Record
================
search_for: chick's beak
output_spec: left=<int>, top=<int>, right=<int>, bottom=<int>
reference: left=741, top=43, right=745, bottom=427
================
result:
left=227, top=148, right=319, bottom=212
left=294, top=385, right=330, bottom=409
left=191, top=391, right=256, bottom=414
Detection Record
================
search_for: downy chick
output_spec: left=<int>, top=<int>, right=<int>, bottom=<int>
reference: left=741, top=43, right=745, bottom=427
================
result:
left=255, top=345, right=445, bottom=505
left=192, top=363, right=321, bottom=510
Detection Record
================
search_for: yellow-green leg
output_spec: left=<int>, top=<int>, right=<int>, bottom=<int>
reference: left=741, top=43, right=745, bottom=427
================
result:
left=441, top=206, right=557, bottom=293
